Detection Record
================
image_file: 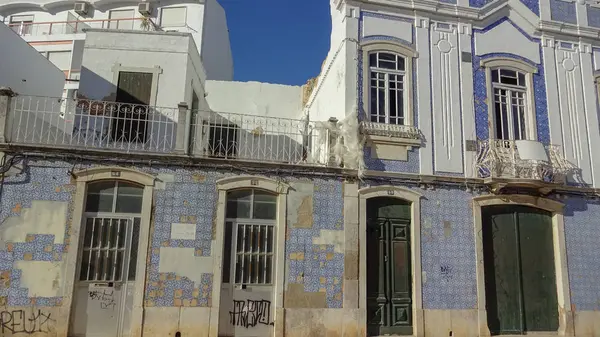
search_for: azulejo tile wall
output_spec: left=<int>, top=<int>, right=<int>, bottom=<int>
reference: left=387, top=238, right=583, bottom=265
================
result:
left=419, top=187, right=478, bottom=310
left=0, top=160, right=74, bottom=307
left=285, top=178, right=345, bottom=308
left=472, top=18, right=550, bottom=144
left=563, top=198, right=600, bottom=311
left=144, top=169, right=219, bottom=307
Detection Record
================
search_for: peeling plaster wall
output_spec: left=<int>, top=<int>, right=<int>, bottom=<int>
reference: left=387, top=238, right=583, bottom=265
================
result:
left=284, top=179, right=345, bottom=309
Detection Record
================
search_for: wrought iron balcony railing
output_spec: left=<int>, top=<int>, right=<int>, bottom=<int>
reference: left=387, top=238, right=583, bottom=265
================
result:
left=475, top=139, right=577, bottom=183
left=0, top=94, right=334, bottom=168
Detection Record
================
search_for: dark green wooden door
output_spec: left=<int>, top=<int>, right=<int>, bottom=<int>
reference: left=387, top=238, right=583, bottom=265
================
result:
left=482, top=205, right=558, bottom=335
left=366, top=197, right=412, bottom=336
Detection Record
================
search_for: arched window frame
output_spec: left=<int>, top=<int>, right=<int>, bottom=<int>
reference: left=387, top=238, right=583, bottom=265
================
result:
left=362, top=41, right=417, bottom=127
left=63, top=167, right=155, bottom=337
left=481, top=57, right=538, bottom=141
left=210, top=176, right=289, bottom=335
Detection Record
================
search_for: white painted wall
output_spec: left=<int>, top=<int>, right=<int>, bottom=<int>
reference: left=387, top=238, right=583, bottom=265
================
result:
left=78, top=30, right=193, bottom=106
left=430, top=23, right=464, bottom=173
left=306, top=2, right=359, bottom=123
left=0, top=22, right=64, bottom=97
left=205, top=80, right=303, bottom=120
left=201, top=0, right=233, bottom=81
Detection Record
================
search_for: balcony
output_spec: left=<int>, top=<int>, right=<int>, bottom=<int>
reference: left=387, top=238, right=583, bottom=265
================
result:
left=475, top=139, right=578, bottom=189
left=0, top=94, right=337, bottom=168
left=8, top=17, right=160, bottom=37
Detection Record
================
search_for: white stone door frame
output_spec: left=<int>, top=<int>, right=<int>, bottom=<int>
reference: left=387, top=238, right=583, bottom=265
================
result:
left=62, top=167, right=156, bottom=337
left=358, top=185, right=424, bottom=337
left=472, top=194, right=575, bottom=337
left=209, top=176, right=289, bottom=337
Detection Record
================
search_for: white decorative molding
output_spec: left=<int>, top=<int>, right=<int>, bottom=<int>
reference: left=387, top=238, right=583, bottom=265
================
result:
left=578, top=42, right=593, bottom=54
left=555, top=48, right=594, bottom=183
left=458, top=22, right=472, bottom=35
left=416, top=17, right=434, bottom=175
left=542, top=36, right=556, bottom=48
left=431, top=29, right=463, bottom=173
left=414, top=17, right=430, bottom=29
left=474, top=21, right=541, bottom=64
left=362, top=15, right=413, bottom=43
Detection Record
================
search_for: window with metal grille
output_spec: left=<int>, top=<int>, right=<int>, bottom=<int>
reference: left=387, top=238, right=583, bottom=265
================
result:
left=223, top=189, right=276, bottom=285
left=79, top=217, right=140, bottom=282
left=369, top=51, right=407, bottom=125
left=232, top=223, right=274, bottom=284
left=491, top=68, right=529, bottom=140
left=80, top=181, right=144, bottom=282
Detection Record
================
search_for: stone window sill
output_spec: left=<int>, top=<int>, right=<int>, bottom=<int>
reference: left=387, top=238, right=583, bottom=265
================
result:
left=360, top=122, right=422, bottom=161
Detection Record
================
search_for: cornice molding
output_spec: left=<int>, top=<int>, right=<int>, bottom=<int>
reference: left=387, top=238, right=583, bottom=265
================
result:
left=343, top=0, right=600, bottom=42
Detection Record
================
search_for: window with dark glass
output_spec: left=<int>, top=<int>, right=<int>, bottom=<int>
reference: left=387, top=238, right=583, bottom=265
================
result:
left=491, top=68, right=529, bottom=140
left=369, top=52, right=407, bottom=125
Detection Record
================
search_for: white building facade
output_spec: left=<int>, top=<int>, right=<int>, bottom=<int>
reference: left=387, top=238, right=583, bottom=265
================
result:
left=0, top=0, right=233, bottom=101
left=0, top=0, right=599, bottom=336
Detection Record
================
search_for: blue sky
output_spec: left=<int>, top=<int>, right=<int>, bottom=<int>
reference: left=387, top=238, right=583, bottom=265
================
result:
left=218, top=0, right=331, bottom=86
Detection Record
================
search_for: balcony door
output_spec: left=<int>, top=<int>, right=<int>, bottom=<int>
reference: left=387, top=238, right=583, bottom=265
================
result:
left=482, top=205, right=558, bottom=334
left=366, top=197, right=412, bottom=336
left=112, top=71, right=152, bottom=144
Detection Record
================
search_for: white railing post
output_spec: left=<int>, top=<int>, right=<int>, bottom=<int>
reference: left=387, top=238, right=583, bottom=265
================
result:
left=175, top=102, right=191, bottom=155
left=0, top=87, right=16, bottom=143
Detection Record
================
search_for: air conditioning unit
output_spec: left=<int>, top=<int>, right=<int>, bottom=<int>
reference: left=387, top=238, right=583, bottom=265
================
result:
left=138, top=2, right=152, bottom=16
left=74, top=2, right=88, bottom=16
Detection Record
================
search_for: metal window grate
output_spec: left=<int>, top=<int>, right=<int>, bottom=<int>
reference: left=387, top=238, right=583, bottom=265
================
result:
left=79, top=217, right=140, bottom=282
left=234, top=224, right=274, bottom=285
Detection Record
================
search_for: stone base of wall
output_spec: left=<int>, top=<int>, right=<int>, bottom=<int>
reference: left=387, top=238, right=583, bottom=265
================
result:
left=142, top=307, right=211, bottom=337
left=284, top=308, right=363, bottom=337
left=423, top=309, right=479, bottom=337
left=574, top=311, right=600, bottom=337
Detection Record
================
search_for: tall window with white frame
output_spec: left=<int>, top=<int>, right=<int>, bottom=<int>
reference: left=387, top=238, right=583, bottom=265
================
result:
left=369, top=52, right=407, bottom=125
left=491, top=68, right=529, bottom=140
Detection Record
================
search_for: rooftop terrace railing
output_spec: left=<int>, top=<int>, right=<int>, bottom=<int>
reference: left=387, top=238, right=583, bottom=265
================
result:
left=8, top=17, right=160, bottom=36
left=0, top=93, right=335, bottom=168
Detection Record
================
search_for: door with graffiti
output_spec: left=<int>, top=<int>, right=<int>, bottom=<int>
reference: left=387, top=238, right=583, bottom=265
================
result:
left=69, top=181, right=143, bottom=337
left=218, top=189, right=276, bottom=337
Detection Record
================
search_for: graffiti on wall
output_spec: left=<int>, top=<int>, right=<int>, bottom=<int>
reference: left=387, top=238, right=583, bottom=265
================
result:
left=229, top=299, right=274, bottom=328
left=89, top=288, right=116, bottom=311
left=0, top=309, right=54, bottom=335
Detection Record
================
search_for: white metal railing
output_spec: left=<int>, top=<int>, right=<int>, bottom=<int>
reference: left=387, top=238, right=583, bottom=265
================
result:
left=189, top=110, right=331, bottom=166
left=7, top=95, right=178, bottom=153
left=4, top=95, right=334, bottom=166
left=8, top=17, right=160, bottom=37
left=475, top=139, right=577, bottom=183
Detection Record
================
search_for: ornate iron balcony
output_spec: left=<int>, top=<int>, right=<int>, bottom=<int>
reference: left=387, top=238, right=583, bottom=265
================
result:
left=475, top=139, right=577, bottom=184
